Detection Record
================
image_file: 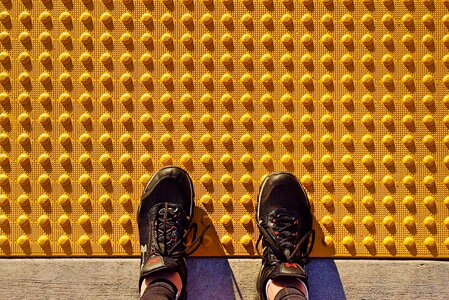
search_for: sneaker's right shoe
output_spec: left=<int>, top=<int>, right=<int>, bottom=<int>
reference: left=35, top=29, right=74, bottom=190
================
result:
left=138, top=166, right=208, bottom=299
left=256, top=172, right=315, bottom=300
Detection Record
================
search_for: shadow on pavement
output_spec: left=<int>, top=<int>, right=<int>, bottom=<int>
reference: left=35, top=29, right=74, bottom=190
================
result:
left=187, top=258, right=237, bottom=300
left=186, top=257, right=345, bottom=300
left=307, top=259, right=346, bottom=300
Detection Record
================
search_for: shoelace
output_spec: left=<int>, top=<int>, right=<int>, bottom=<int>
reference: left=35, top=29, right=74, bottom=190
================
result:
left=256, top=213, right=315, bottom=264
left=155, top=203, right=211, bottom=258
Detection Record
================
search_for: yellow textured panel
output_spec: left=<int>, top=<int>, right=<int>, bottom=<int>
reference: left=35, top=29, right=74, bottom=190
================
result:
left=0, top=0, right=449, bottom=258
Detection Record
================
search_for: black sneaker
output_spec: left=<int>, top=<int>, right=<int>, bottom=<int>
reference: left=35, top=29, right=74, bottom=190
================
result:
left=256, top=172, right=315, bottom=300
left=138, top=166, right=208, bottom=298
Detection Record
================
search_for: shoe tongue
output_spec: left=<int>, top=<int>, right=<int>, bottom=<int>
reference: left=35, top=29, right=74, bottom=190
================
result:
left=153, top=203, right=186, bottom=254
left=141, top=253, right=179, bottom=278
left=271, top=261, right=307, bottom=281
left=156, top=202, right=182, bottom=214
left=267, top=208, right=301, bottom=257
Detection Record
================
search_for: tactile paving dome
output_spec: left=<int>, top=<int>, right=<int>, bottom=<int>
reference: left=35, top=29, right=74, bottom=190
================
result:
left=1, top=0, right=449, bottom=258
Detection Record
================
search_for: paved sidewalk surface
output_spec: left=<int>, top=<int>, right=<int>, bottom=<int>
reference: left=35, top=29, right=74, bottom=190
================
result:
left=0, top=258, right=448, bottom=300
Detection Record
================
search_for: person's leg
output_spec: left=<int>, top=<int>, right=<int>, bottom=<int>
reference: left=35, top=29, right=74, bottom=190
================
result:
left=137, top=166, right=206, bottom=300
left=256, top=172, right=315, bottom=300
left=140, top=270, right=182, bottom=300
left=140, top=276, right=178, bottom=300
left=266, top=278, right=308, bottom=300
left=140, top=270, right=182, bottom=298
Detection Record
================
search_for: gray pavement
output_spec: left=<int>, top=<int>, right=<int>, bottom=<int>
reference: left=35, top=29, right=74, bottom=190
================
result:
left=0, top=258, right=448, bottom=300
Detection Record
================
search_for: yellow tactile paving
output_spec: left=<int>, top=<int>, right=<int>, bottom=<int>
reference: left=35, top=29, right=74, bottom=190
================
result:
left=0, top=0, right=449, bottom=257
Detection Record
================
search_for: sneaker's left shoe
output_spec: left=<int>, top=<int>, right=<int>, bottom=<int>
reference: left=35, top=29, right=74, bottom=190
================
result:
left=256, top=172, right=315, bottom=300
left=138, top=166, right=206, bottom=299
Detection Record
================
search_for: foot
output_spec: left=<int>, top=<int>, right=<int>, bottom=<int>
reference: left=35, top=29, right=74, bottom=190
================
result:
left=138, top=166, right=197, bottom=298
left=256, top=172, right=315, bottom=300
